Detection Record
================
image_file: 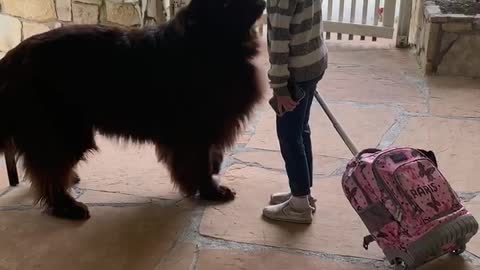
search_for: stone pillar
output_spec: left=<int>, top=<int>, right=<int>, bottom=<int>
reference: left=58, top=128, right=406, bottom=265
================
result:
left=413, top=1, right=480, bottom=78
left=140, top=0, right=167, bottom=26
left=409, top=0, right=425, bottom=46
left=396, top=0, right=412, bottom=48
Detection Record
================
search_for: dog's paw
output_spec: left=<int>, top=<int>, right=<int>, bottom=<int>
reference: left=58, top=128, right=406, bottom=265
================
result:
left=200, top=185, right=236, bottom=201
left=48, top=201, right=91, bottom=220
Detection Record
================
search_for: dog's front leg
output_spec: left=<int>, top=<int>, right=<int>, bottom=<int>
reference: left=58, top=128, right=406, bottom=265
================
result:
left=209, top=145, right=224, bottom=175
left=160, top=144, right=235, bottom=201
left=200, top=145, right=235, bottom=201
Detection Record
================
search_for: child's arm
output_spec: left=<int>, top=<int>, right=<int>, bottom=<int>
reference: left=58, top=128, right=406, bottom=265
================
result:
left=267, top=0, right=297, bottom=97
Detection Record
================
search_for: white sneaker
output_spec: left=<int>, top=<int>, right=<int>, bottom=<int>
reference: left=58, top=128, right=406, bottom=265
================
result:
left=262, top=200, right=313, bottom=224
left=270, top=192, right=317, bottom=212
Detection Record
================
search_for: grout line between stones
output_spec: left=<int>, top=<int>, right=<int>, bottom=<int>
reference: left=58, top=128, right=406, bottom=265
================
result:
left=0, top=186, right=13, bottom=198
left=329, top=159, right=349, bottom=177
left=412, top=114, right=480, bottom=121
left=75, top=187, right=174, bottom=201
left=0, top=200, right=183, bottom=212
left=322, top=101, right=480, bottom=122
left=0, top=205, right=38, bottom=212
left=231, top=146, right=351, bottom=161
left=466, top=251, right=480, bottom=265
left=458, top=191, right=480, bottom=203
left=376, top=106, right=411, bottom=150
left=189, top=244, right=201, bottom=270
left=407, top=75, right=432, bottom=115
left=153, top=227, right=184, bottom=270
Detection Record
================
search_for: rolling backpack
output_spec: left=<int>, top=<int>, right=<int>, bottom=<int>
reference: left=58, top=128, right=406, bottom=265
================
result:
left=314, top=90, right=479, bottom=270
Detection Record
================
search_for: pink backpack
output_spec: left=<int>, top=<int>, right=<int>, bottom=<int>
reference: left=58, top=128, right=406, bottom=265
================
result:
left=342, top=147, right=478, bottom=269
left=313, top=90, right=478, bottom=269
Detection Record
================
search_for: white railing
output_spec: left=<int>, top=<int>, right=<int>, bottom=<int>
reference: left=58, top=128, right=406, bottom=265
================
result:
left=323, top=0, right=398, bottom=41
left=256, top=0, right=403, bottom=42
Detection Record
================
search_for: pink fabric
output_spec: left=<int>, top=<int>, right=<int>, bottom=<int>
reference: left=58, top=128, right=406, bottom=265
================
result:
left=342, top=147, right=468, bottom=252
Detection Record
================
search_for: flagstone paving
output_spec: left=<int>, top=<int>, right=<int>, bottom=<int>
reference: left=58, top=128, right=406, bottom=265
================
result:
left=1, top=37, right=480, bottom=270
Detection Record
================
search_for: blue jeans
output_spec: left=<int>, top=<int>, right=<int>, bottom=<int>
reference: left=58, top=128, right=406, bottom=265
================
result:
left=276, top=78, right=320, bottom=197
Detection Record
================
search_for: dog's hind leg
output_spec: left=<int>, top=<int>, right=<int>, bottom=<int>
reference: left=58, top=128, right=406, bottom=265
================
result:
left=24, top=156, right=90, bottom=220
left=161, top=144, right=235, bottom=201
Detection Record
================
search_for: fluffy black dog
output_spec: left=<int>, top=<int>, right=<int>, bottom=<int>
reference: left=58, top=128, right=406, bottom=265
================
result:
left=0, top=0, right=266, bottom=220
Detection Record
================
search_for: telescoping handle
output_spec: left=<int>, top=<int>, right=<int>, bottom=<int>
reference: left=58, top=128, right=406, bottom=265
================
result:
left=313, top=90, right=359, bottom=156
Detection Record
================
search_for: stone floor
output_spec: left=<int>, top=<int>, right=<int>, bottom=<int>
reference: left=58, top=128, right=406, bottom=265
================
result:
left=1, top=36, right=480, bottom=270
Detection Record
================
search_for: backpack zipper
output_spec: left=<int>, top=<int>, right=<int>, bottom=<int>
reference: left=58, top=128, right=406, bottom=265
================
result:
left=371, top=158, right=404, bottom=222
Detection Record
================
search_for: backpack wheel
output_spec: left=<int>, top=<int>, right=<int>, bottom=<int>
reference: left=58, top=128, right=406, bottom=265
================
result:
left=450, top=244, right=466, bottom=256
left=394, top=258, right=410, bottom=270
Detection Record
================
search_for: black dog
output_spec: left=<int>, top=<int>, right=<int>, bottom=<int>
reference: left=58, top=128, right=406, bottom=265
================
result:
left=0, top=0, right=266, bottom=220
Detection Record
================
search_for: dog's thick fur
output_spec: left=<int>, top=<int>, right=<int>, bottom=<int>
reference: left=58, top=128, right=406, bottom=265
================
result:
left=0, top=0, right=265, bottom=219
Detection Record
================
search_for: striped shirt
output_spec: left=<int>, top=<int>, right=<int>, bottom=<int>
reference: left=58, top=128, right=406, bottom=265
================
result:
left=267, top=0, right=328, bottom=96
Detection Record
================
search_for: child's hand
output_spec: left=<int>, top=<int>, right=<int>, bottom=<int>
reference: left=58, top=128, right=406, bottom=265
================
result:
left=276, top=95, right=298, bottom=115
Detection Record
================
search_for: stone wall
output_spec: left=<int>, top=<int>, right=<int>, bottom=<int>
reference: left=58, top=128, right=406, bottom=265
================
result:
left=414, top=1, right=480, bottom=77
left=0, top=0, right=169, bottom=57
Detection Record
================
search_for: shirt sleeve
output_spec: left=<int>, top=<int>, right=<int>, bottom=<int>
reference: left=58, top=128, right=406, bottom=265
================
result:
left=267, top=0, right=297, bottom=96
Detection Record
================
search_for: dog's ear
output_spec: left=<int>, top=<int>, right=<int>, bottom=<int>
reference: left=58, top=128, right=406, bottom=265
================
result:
left=418, top=149, right=438, bottom=167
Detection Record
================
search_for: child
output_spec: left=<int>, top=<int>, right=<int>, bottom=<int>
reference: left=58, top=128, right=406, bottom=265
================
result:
left=263, top=0, right=328, bottom=224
